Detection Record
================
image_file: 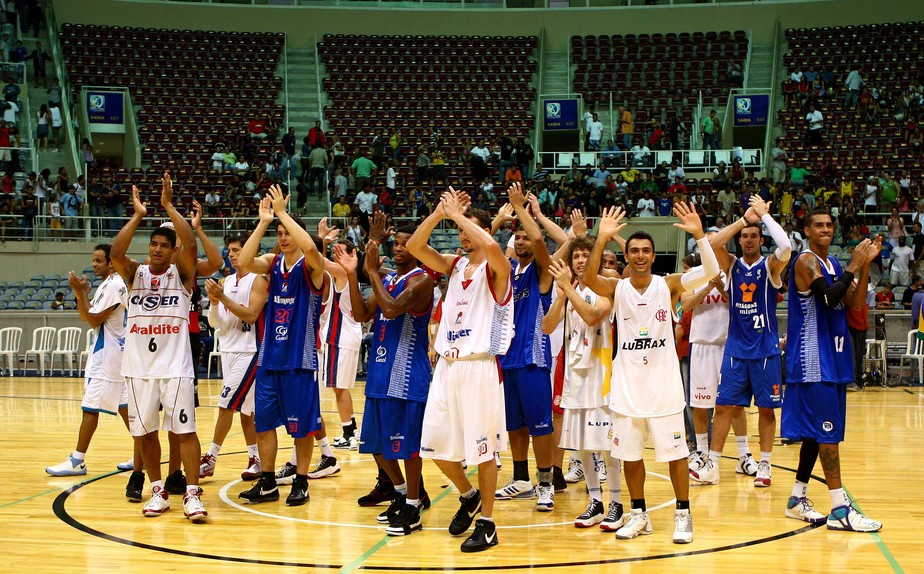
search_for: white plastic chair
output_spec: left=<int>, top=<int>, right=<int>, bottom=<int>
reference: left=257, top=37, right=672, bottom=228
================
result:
left=900, top=329, right=924, bottom=385
left=22, top=326, right=56, bottom=376
left=50, top=327, right=83, bottom=376
left=207, top=328, right=222, bottom=379
left=78, top=328, right=94, bottom=376
left=0, top=327, right=23, bottom=376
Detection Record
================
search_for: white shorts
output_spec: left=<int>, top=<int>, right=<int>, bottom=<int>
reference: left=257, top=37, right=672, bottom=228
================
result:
left=217, top=352, right=257, bottom=416
left=318, top=344, right=359, bottom=390
left=81, top=377, right=128, bottom=415
left=559, top=406, right=613, bottom=451
left=420, top=358, right=508, bottom=466
left=689, top=343, right=723, bottom=408
left=126, top=377, right=197, bottom=437
left=611, top=412, right=689, bottom=463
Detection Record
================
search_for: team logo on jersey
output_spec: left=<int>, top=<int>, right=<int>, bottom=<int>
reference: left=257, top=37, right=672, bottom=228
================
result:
left=446, top=329, right=472, bottom=342
left=455, top=312, right=464, bottom=325
left=673, top=431, right=682, bottom=441
left=275, top=325, right=289, bottom=340
left=375, top=346, right=388, bottom=362
left=655, top=309, right=668, bottom=322
left=822, top=421, right=834, bottom=432
left=130, top=293, right=181, bottom=312
left=150, top=277, right=160, bottom=291
left=287, top=416, right=299, bottom=434
left=281, top=282, right=289, bottom=293
left=639, top=327, right=649, bottom=337
left=739, top=282, right=757, bottom=303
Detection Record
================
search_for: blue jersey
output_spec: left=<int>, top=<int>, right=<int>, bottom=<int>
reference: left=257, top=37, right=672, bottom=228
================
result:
left=724, top=256, right=781, bottom=359
left=258, top=254, right=323, bottom=371
left=500, top=259, right=551, bottom=369
left=367, top=268, right=432, bottom=402
left=786, top=252, right=853, bottom=384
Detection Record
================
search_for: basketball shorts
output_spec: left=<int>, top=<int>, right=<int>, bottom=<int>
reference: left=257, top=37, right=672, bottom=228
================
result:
left=318, top=343, right=360, bottom=390
left=781, top=381, right=847, bottom=444
left=559, top=406, right=613, bottom=451
left=502, top=365, right=553, bottom=436
left=610, top=412, right=689, bottom=463
left=420, top=357, right=508, bottom=466
left=689, top=343, right=723, bottom=408
left=81, top=377, right=127, bottom=416
left=217, top=352, right=257, bottom=416
left=552, top=348, right=564, bottom=416
left=255, top=367, right=321, bottom=439
left=359, top=397, right=426, bottom=460
left=717, top=354, right=783, bottom=409
left=126, top=377, right=197, bottom=437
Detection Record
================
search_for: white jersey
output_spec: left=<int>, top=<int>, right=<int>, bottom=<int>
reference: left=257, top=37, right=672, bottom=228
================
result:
left=85, top=273, right=128, bottom=383
left=435, top=256, right=513, bottom=359
left=610, top=275, right=685, bottom=417
left=319, top=272, right=363, bottom=351
left=122, top=264, right=194, bottom=378
left=212, top=272, right=259, bottom=353
left=561, top=285, right=612, bottom=409
left=689, top=271, right=729, bottom=345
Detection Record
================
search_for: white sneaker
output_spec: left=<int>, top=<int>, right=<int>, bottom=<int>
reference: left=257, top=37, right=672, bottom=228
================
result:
left=754, top=460, right=772, bottom=487
left=575, top=498, right=605, bottom=527
left=199, top=454, right=217, bottom=478
left=564, top=457, right=584, bottom=483
left=735, top=453, right=758, bottom=476
left=690, top=458, right=719, bottom=485
left=536, top=484, right=554, bottom=512
left=673, top=509, right=693, bottom=544
left=241, top=456, right=261, bottom=481
left=615, top=508, right=652, bottom=539
left=494, top=479, right=535, bottom=500
left=143, top=486, right=170, bottom=517
left=116, top=458, right=135, bottom=471
left=687, top=451, right=707, bottom=473
left=785, top=496, right=826, bottom=523
left=600, top=501, right=628, bottom=531
left=827, top=504, right=882, bottom=532
left=593, top=452, right=607, bottom=482
left=183, top=492, right=208, bottom=523
left=332, top=435, right=359, bottom=450
left=46, top=456, right=88, bottom=477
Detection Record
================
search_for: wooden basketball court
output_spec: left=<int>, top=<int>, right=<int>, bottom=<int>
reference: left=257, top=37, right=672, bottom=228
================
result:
left=2, top=375, right=919, bottom=573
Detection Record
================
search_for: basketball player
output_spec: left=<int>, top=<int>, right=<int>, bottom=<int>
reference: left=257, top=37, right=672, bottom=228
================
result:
left=236, top=185, right=326, bottom=507
left=543, top=237, right=627, bottom=531
left=198, top=235, right=268, bottom=481
left=584, top=203, right=720, bottom=544
left=783, top=210, right=882, bottom=531
left=690, top=196, right=791, bottom=487
left=407, top=188, right=513, bottom=552
left=335, top=212, right=434, bottom=536
left=110, top=175, right=207, bottom=522
left=45, top=245, right=144, bottom=502
left=492, top=182, right=556, bottom=511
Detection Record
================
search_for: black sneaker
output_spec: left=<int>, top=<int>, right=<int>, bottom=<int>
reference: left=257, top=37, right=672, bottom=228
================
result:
left=275, top=462, right=296, bottom=486
left=377, top=493, right=406, bottom=524
left=553, top=467, right=568, bottom=492
left=358, top=476, right=396, bottom=506
left=460, top=518, right=498, bottom=552
left=164, top=470, right=187, bottom=495
left=239, top=475, right=280, bottom=503
left=448, top=490, right=482, bottom=536
left=385, top=504, right=423, bottom=536
left=125, top=471, right=145, bottom=503
left=306, top=455, right=341, bottom=479
left=286, top=476, right=309, bottom=506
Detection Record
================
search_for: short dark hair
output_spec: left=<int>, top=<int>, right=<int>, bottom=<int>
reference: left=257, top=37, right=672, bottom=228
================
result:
left=805, top=208, right=832, bottom=227
left=94, top=243, right=112, bottom=263
left=150, top=227, right=177, bottom=248
left=227, top=235, right=247, bottom=248
left=334, top=238, right=355, bottom=253
left=395, top=225, right=418, bottom=237
left=625, top=230, right=655, bottom=251
left=467, top=207, right=492, bottom=230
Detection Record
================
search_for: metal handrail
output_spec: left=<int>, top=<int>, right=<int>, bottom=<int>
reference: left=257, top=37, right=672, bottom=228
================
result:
left=43, top=2, right=81, bottom=182
left=533, top=26, right=545, bottom=152
left=765, top=16, right=782, bottom=174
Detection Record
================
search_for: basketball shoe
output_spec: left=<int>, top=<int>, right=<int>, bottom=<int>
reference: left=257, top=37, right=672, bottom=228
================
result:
left=600, top=501, right=628, bottom=531
left=307, top=455, right=341, bottom=479
left=785, top=496, right=826, bottom=523
left=199, top=454, right=217, bottom=478
left=332, top=435, right=359, bottom=450
left=239, top=474, right=280, bottom=503
left=286, top=476, right=309, bottom=506
left=45, top=456, right=87, bottom=477
left=673, top=509, right=693, bottom=544
left=125, top=471, right=145, bottom=502
left=461, top=519, right=498, bottom=553
left=385, top=504, right=423, bottom=536
left=574, top=499, right=605, bottom=528
left=449, top=490, right=482, bottom=536
left=564, top=457, right=584, bottom=483
left=164, top=470, right=187, bottom=494
left=358, top=475, right=396, bottom=506
left=735, top=453, right=759, bottom=476
left=116, top=458, right=134, bottom=471
left=690, top=458, right=719, bottom=485
left=754, top=460, right=772, bottom=487
left=275, top=462, right=296, bottom=485
left=536, top=484, right=554, bottom=511
left=494, top=479, right=535, bottom=500
left=827, top=504, right=882, bottom=532
left=143, top=486, right=170, bottom=517
left=615, top=508, right=652, bottom=539
left=183, top=492, right=208, bottom=523
left=241, top=457, right=261, bottom=481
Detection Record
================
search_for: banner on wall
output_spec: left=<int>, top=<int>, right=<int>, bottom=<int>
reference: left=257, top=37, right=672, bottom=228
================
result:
left=543, top=99, right=579, bottom=131
left=87, top=92, right=124, bottom=124
left=733, top=94, right=769, bottom=127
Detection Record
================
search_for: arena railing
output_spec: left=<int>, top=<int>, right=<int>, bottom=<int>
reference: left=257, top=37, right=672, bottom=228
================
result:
left=154, top=0, right=760, bottom=8
left=536, top=148, right=764, bottom=175
left=0, top=146, right=38, bottom=177
left=44, top=2, right=82, bottom=183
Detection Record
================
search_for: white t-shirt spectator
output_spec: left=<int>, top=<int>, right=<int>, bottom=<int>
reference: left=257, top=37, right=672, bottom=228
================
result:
left=50, top=105, right=63, bottom=128
left=3, top=101, right=18, bottom=124
left=205, top=192, right=220, bottom=206
left=334, top=173, right=348, bottom=198
left=355, top=190, right=377, bottom=214
left=636, top=197, right=656, bottom=217
left=589, top=120, right=603, bottom=141
left=668, top=166, right=685, bottom=181
left=470, top=146, right=490, bottom=161
left=891, top=245, right=914, bottom=274
left=211, top=152, right=224, bottom=172
left=386, top=166, right=397, bottom=190
left=806, top=110, right=823, bottom=131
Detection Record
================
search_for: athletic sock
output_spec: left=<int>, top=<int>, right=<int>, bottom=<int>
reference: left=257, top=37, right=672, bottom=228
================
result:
left=512, top=460, right=529, bottom=482
left=479, top=515, right=494, bottom=523
left=407, top=498, right=420, bottom=507
left=759, top=451, right=772, bottom=463
left=247, top=444, right=259, bottom=458
left=207, top=443, right=221, bottom=458
left=676, top=499, right=690, bottom=510
left=395, top=482, right=408, bottom=495
left=151, top=480, right=164, bottom=491
left=537, top=467, right=552, bottom=487
left=71, top=451, right=86, bottom=462
left=605, top=454, right=622, bottom=503
left=708, top=449, right=721, bottom=466
left=736, top=435, right=749, bottom=457
left=186, top=485, right=199, bottom=496
left=262, top=471, right=275, bottom=483
left=695, top=433, right=709, bottom=454
left=829, top=487, right=850, bottom=508
left=460, top=487, right=477, bottom=499
left=341, top=421, right=354, bottom=439
left=318, top=438, right=334, bottom=458
left=631, top=498, right=647, bottom=512
left=581, top=451, right=600, bottom=493
left=791, top=480, right=808, bottom=498
left=289, top=448, right=298, bottom=466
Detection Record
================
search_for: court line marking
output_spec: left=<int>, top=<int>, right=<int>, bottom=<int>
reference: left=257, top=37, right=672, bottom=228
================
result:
left=843, top=486, right=904, bottom=574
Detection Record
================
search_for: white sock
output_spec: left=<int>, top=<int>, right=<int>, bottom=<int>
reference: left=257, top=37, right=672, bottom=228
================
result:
left=318, top=438, right=334, bottom=458
left=395, top=482, right=408, bottom=495
left=480, top=515, right=494, bottom=523
left=736, top=435, right=749, bottom=457
left=186, top=485, right=199, bottom=496
left=247, top=444, right=259, bottom=458
left=152, top=479, right=164, bottom=491
left=207, top=442, right=221, bottom=457
left=791, top=480, right=808, bottom=498
left=406, top=498, right=420, bottom=507
left=581, top=451, right=601, bottom=494
left=759, top=451, right=772, bottom=463
left=71, top=451, right=86, bottom=462
left=460, top=487, right=477, bottom=499
left=695, top=433, right=709, bottom=454
left=829, top=487, right=850, bottom=508
left=708, top=449, right=721, bottom=466
left=605, top=453, right=622, bottom=503
left=289, top=448, right=298, bottom=466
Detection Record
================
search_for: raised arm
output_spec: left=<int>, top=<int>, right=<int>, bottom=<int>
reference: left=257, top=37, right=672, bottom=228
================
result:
left=541, top=284, right=567, bottom=335
left=191, top=200, right=223, bottom=276
left=110, top=185, right=144, bottom=285
left=237, top=197, right=275, bottom=275
left=406, top=197, right=455, bottom=276
left=444, top=188, right=511, bottom=296
left=551, top=259, right=612, bottom=325
left=680, top=274, right=724, bottom=314
left=491, top=203, right=515, bottom=236
left=161, top=173, right=198, bottom=288
left=267, top=185, right=325, bottom=283
left=796, top=237, right=880, bottom=310
left=528, top=192, right=569, bottom=245
left=749, top=196, right=792, bottom=281
left=318, top=217, right=348, bottom=282
left=364, top=240, right=434, bottom=319
left=67, top=272, right=117, bottom=329
left=666, top=202, right=720, bottom=300
left=334, top=243, right=376, bottom=324
left=708, top=209, right=754, bottom=273
left=584, top=206, right=625, bottom=297
left=509, top=183, right=552, bottom=291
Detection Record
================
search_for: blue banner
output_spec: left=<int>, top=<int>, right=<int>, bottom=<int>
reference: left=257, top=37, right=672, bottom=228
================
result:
left=543, top=99, right=578, bottom=131
left=87, top=92, right=124, bottom=124
left=733, top=94, right=769, bottom=127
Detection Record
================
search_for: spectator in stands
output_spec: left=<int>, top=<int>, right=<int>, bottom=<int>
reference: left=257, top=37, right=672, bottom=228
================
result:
left=279, top=127, right=297, bottom=181
left=430, top=149, right=446, bottom=181
left=863, top=176, right=879, bottom=213
left=27, top=42, right=51, bottom=89
left=843, top=66, right=865, bottom=109
left=17, top=180, right=37, bottom=240
left=728, top=157, right=745, bottom=190
left=204, top=188, right=221, bottom=215
left=333, top=167, right=348, bottom=203
left=51, top=292, right=66, bottom=310
left=911, top=222, right=924, bottom=277
left=653, top=160, right=669, bottom=191
left=351, top=150, right=376, bottom=192
left=785, top=221, right=805, bottom=252
left=805, top=103, right=824, bottom=145
left=103, top=178, right=123, bottom=235
left=233, top=155, right=251, bottom=177
left=729, top=63, right=744, bottom=88
left=11, top=40, right=26, bottom=64
left=600, top=139, right=619, bottom=168
left=587, top=112, right=603, bottom=150
left=891, top=235, right=914, bottom=287
left=345, top=215, right=364, bottom=249
left=701, top=109, right=718, bottom=151
left=307, top=120, right=325, bottom=148
left=880, top=173, right=899, bottom=214
left=582, top=104, right=595, bottom=148
left=87, top=177, right=106, bottom=237
left=636, top=190, right=656, bottom=217
left=0, top=120, right=12, bottom=171
left=3, top=78, right=20, bottom=104
left=505, top=163, right=522, bottom=183
left=713, top=161, right=728, bottom=187
left=416, top=144, right=430, bottom=182
left=307, top=141, right=328, bottom=200
left=902, top=276, right=923, bottom=310
left=497, top=134, right=514, bottom=182
left=668, top=176, right=687, bottom=198
left=389, top=127, right=403, bottom=161
left=370, top=128, right=387, bottom=168
left=875, top=282, right=895, bottom=310
left=716, top=185, right=736, bottom=217
left=647, top=118, right=664, bottom=150
left=247, top=117, right=267, bottom=140
left=54, top=166, right=69, bottom=196
left=886, top=206, right=906, bottom=247
left=788, top=162, right=811, bottom=188
left=618, top=106, right=633, bottom=150
left=48, top=101, right=63, bottom=151
left=2, top=98, right=18, bottom=127
left=46, top=191, right=61, bottom=240
left=61, top=183, right=82, bottom=240
left=469, top=138, right=490, bottom=181
left=46, top=76, right=62, bottom=106
left=667, top=160, right=685, bottom=184
left=354, top=183, right=377, bottom=232
left=533, top=162, right=550, bottom=185
left=332, top=195, right=351, bottom=227
left=514, top=137, right=534, bottom=179
left=770, top=138, right=788, bottom=183
left=712, top=117, right=724, bottom=149
left=630, top=139, right=651, bottom=167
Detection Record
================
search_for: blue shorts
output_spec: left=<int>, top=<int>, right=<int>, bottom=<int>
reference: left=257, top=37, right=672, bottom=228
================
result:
left=781, top=381, right=847, bottom=444
left=717, top=354, right=783, bottom=409
left=502, top=365, right=553, bottom=436
left=359, top=397, right=426, bottom=460
left=254, top=368, right=322, bottom=439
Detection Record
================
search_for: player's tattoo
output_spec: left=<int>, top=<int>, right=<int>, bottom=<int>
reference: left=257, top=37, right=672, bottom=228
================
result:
left=819, top=445, right=841, bottom=481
